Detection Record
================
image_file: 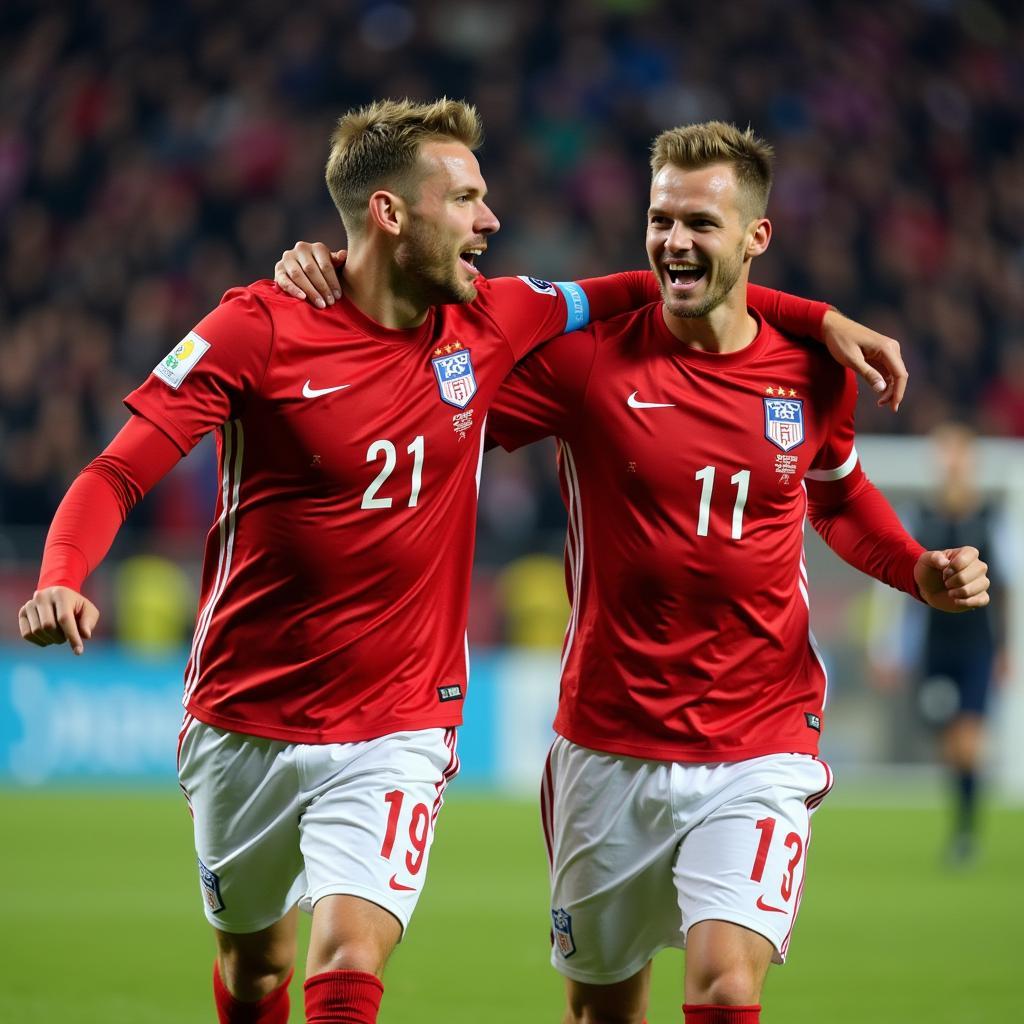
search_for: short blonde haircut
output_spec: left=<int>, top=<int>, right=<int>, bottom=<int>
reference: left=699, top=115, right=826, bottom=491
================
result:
left=650, top=121, right=774, bottom=220
left=325, top=97, right=483, bottom=235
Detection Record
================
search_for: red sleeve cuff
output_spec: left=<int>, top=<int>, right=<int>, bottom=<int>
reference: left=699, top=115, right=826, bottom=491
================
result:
left=36, top=416, right=182, bottom=591
left=807, top=470, right=924, bottom=599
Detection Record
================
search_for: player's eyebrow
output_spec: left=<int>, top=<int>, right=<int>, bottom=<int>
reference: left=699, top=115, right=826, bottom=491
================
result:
left=647, top=205, right=722, bottom=223
left=684, top=208, right=723, bottom=223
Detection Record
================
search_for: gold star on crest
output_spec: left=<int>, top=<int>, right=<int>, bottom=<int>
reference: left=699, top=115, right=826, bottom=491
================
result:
left=788, top=388, right=798, bottom=397
left=433, top=347, right=444, bottom=357
left=765, top=386, right=776, bottom=396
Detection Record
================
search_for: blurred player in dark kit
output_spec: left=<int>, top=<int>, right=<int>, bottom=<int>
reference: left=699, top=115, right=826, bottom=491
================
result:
left=18, top=98, right=901, bottom=1024
left=911, top=423, right=1003, bottom=863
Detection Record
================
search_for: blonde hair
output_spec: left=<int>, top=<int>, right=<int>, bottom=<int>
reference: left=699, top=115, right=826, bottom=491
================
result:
left=325, top=97, right=483, bottom=235
left=650, top=121, right=773, bottom=219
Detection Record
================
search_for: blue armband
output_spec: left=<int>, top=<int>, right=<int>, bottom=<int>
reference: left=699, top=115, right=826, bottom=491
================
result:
left=555, top=282, right=590, bottom=333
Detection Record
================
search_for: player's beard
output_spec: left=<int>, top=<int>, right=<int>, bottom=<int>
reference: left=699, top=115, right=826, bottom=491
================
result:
left=660, top=239, right=745, bottom=320
left=396, top=216, right=478, bottom=306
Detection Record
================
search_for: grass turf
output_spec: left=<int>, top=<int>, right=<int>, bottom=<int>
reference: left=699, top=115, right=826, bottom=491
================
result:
left=0, top=788, right=1020, bottom=1022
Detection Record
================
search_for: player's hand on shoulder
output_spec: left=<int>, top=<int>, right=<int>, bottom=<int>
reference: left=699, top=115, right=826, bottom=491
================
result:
left=820, top=309, right=907, bottom=412
left=274, top=241, right=346, bottom=308
left=18, top=586, right=100, bottom=656
left=914, top=546, right=990, bottom=613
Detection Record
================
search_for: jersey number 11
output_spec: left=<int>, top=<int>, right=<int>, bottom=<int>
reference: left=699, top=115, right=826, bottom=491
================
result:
left=695, top=465, right=750, bottom=540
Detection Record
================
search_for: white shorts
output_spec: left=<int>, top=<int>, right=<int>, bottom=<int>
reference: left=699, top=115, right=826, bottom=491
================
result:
left=540, top=737, right=833, bottom=985
left=177, top=717, right=459, bottom=935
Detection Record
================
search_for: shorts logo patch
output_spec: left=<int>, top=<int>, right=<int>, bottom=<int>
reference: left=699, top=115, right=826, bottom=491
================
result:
left=198, top=858, right=225, bottom=913
left=756, top=894, right=789, bottom=914
left=154, top=332, right=210, bottom=390
left=763, top=397, right=805, bottom=452
left=437, top=685, right=463, bottom=703
left=431, top=344, right=477, bottom=409
left=552, top=907, right=576, bottom=958
left=517, top=275, right=557, bottom=296
left=805, top=712, right=821, bottom=732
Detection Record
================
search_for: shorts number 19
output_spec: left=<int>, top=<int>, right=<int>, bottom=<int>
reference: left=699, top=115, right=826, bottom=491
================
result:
left=381, top=789, right=431, bottom=875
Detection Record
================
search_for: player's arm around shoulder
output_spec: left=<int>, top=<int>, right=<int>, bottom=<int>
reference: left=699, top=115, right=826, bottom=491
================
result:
left=20, top=587, right=99, bottom=656
left=471, top=274, right=594, bottom=362
left=274, top=241, right=344, bottom=307
left=818, top=308, right=907, bottom=411
left=272, top=241, right=591, bottom=342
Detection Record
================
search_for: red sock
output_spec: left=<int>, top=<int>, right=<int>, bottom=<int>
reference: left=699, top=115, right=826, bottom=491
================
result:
left=683, top=1005, right=761, bottom=1024
left=304, top=970, right=384, bottom=1024
left=213, top=962, right=292, bottom=1023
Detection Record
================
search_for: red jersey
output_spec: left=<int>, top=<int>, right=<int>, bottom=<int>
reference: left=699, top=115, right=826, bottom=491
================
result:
left=488, top=304, right=922, bottom=762
left=126, top=276, right=592, bottom=743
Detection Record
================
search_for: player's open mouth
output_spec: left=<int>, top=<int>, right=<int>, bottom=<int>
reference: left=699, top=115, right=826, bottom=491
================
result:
left=666, top=263, right=707, bottom=291
left=459, top=248, right=485, bottom=276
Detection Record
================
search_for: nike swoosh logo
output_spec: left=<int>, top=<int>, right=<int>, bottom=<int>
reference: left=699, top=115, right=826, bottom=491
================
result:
left=755, top=895, right=789, bottom=914
left=389, top=874, right=417, bottom=892
left=302, top=380, right=351, bottom=398
left=627, top=391, right=675, bottom=409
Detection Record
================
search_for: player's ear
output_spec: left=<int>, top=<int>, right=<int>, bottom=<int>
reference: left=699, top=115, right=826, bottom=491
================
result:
left=368, top=190, right=404, bottom=237
left=746, top=217, right=771, bottom=258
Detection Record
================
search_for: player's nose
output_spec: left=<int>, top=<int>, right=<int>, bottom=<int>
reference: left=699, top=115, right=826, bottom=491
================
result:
left=665, top=222, right=694, bottom=253
left=476, top=202, right=500, bottom=235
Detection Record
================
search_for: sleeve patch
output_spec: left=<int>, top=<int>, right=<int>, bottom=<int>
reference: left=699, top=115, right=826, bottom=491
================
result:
left=806, top=445, right=859, bottom=481
left=153, top=332, right=211, bottom=390
left=555, top=281, right=590, bottom=332
left=516, top=275, right=557, bottom=296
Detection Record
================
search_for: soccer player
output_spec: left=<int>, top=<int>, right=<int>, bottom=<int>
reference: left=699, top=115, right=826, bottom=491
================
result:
left=16, top=100, right=887, bottom=1024
left=484, top=124, right=991, bottom=1024
left=18, top=97, right=905, bottom=1024
left=912, top=425, right=1002, bottom=864
left=874, top=422, right=1003, bottom=865
left=283, top=122, right=991, bottom=1024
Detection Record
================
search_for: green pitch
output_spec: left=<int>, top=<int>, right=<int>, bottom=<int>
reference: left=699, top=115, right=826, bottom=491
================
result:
left=1, top=788, right=1020, bottom=1023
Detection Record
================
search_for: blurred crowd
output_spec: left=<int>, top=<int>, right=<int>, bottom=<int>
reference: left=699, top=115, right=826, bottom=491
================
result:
left=1, top=0, right=1022, bottom=643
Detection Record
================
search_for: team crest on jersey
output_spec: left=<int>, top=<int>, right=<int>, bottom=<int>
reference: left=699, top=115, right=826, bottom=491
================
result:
left=154, top=331, right=210, bottom=390
left=763, top=397, right=805, bottom=452
left=551, top=907, right=576, bottom=957
left=198, top=858, right=225, bottom=913
left=432, top=343, right=477, bottom=409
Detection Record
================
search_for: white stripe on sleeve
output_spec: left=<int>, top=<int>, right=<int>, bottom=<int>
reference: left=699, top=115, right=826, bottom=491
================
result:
left=805, top=445, right=858, bottom=482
